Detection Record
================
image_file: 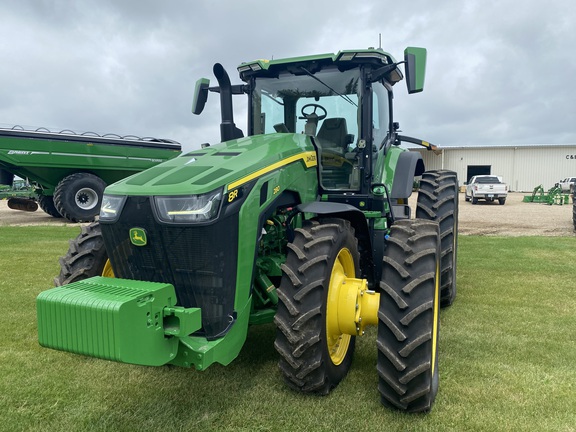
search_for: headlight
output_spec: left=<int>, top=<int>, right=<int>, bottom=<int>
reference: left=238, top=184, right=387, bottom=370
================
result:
left=99, top=194, right=126, bottom=222
left=154, top=188, right=223, bottom=223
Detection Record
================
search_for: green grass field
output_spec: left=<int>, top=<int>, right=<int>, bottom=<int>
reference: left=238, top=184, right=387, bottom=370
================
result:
left=1, top=227, right=575, bottom=431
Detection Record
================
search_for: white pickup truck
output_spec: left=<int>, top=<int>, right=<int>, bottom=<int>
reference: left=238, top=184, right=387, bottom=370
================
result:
left=556, top=177, right=576, bottom=193
left=465, top=175, right=508, bottom=205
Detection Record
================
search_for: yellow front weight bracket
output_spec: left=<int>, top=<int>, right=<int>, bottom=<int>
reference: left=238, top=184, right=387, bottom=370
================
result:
left=328, top=276, right=380, bottom=337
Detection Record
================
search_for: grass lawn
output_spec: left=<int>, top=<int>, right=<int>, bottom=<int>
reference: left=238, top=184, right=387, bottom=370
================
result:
left=1, top=227, right=575, bottom=431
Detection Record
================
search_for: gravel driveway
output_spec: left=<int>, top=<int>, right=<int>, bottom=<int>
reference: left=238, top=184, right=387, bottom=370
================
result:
left=451, top=192, right=574, bottom=236
left=1, top=193, right=575, bottom=236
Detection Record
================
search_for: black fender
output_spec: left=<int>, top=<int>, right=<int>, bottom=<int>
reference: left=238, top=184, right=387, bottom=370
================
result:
left=297, top=201, right=374, bottom=284
left=390, top=151, right=425, bottom=199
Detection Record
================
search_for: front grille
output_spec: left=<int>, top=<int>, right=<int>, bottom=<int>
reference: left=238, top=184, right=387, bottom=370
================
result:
left=101, top=196, right=239, bottom=339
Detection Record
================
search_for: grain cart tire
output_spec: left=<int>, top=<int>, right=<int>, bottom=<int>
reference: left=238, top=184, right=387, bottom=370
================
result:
left=377, top=219, right=441, bottom=413
left=54, top=222, right=114, bottom=286
left=38, top=195, right=62, bottom=218
left=275, top=218, right=358, bottom=395
left=416, top=170, right=458, bottom=307
left=54, top=173, right=106, bottom=222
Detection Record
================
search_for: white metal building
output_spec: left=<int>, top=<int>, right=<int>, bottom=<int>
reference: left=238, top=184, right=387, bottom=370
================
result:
left=410, top=143, right=576, bottom=192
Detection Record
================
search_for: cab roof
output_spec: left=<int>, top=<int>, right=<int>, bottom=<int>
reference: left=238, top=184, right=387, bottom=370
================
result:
left=237, top=48, right=398, bottom=81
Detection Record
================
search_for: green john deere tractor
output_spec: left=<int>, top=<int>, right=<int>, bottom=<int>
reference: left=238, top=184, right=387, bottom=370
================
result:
left=37, top=47, right=458, bottom=413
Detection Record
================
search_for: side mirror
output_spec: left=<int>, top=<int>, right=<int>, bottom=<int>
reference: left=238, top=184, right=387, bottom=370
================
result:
left=404, top=47, right=427, bottom=94
left=192, top=78, right=210, bottom=115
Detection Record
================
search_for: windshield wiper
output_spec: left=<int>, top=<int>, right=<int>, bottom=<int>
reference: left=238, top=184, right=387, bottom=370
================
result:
left=262, top=90, right=284, bottom=106
left=299, top=67, right=357, bottom=107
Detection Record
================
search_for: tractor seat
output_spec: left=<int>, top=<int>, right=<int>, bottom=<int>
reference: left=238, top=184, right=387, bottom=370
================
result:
left=317, top=118, right=354, bottom=153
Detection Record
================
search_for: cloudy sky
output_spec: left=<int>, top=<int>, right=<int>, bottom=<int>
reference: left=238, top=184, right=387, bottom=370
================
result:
left=1, top=0, right=575, bottom=152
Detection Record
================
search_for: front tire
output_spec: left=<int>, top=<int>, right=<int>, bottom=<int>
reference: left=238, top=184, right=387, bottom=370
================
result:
left=275, top=218, right=358, bottom=395
left=416, top=170, right=458, bottom=307
left=377, top=219, right=441, bottom=413
left=54, top=173, right=106, bottom=222
left=54, top=222, right=113, bottom=286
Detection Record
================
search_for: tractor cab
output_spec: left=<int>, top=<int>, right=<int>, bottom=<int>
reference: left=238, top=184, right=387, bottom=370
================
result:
left=193, top=48, right=427, bottom=206
left=247, top=63, right=367, bottom=192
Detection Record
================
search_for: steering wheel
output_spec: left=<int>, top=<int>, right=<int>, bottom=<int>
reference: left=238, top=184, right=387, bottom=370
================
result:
left=300, top=103, right=327, bottom=121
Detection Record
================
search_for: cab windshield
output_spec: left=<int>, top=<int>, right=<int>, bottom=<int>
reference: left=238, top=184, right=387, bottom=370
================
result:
left=251, top=67, right=362, bottom=190
left=252, top=68, right=360, bottom=133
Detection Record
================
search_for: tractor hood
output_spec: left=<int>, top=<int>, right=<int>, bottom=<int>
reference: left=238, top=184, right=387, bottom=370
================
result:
left=105, top=133, right=317, bottom=197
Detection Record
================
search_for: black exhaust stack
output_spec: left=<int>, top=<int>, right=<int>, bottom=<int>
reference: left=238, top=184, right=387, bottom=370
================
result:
left=213, top=63, right=244, bottom=143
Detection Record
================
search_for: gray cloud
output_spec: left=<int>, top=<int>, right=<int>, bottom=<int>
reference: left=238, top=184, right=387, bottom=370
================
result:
left=1, top=0, right=575, bottom=151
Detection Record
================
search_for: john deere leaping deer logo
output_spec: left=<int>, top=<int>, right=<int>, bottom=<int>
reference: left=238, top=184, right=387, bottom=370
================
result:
left=129, top=228, right=147, bottom=246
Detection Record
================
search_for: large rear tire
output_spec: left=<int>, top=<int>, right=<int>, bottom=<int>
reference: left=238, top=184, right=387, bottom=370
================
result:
left=377, top=219, right=441, bottom=413
left=416, top=170, right=458, bottom=307
left=275, top=218, right=358, bottom=395
left=38, top=195, right=62, bottom=218
left=54, top=222, right=113, bottom=286
left=54, top=173, right=106, bottom=222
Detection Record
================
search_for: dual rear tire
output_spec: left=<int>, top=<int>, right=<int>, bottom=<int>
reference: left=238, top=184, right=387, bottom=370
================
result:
left=416, top=170, right=458, bottom=307
left=377, top=219, right=441, bottom=412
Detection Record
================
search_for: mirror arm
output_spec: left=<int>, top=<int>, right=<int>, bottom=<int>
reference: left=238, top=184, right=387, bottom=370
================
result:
left=369, top=63, right=399, bottom=83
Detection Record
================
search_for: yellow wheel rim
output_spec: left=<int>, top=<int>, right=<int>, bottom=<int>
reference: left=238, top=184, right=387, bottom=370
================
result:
left=325, top=248, right=354, bottom=365
left=102, top=259, right=115, bottom=278
left=431, top=259, right=440, bottom=376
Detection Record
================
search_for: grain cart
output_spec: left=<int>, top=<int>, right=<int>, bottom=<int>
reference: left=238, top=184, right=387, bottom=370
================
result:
left=37, top=47, right=458, bottom=412
left=0, top=128, right=181, bottom=221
